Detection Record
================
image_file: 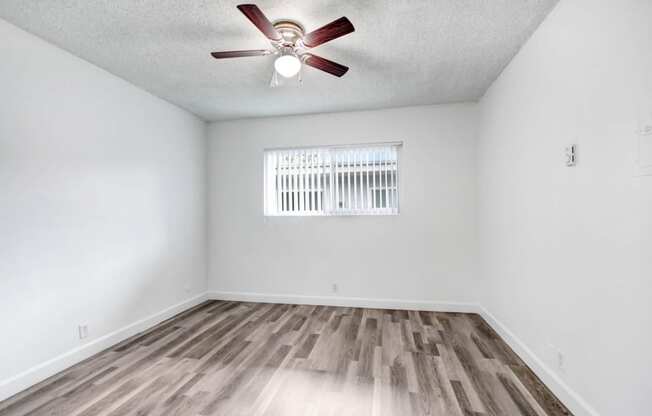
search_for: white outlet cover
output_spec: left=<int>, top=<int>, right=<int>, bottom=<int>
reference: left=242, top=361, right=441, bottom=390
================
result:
left=544, top=342, right=565, bottom=372
left=78, top=325, right=88, bottom=339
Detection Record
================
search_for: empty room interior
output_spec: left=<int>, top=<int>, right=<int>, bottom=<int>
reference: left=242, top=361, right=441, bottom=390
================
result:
left=1, top=1, right=651, bottom=415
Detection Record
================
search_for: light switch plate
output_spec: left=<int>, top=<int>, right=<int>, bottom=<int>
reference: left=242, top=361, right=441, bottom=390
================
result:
left=565, top=144, right=577, bottom=167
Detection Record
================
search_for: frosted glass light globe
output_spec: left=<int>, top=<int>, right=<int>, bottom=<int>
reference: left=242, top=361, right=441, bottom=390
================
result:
left=274, top=54, right=301, bottom=78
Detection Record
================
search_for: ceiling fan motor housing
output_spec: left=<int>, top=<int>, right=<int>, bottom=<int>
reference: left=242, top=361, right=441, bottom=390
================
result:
left=273, top=20, right=305, bottom=47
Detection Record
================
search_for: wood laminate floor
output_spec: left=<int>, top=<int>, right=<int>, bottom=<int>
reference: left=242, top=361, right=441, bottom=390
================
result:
left=0, top=301, right=572, bottom=416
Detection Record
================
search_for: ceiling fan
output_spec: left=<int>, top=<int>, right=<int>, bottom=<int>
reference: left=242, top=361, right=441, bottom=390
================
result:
left=210, top=4, right=355, bottom=81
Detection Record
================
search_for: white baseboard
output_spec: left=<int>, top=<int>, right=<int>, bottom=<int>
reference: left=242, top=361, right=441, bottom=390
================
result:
left=477, top=306, right=600, bottom=416
left=0, top=292, right=209, bottom=403
left=207, top=290, right=480, bottom=313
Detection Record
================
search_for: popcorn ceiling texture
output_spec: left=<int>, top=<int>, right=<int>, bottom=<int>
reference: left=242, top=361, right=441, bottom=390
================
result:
left=0, top=0, right=557, bottom=121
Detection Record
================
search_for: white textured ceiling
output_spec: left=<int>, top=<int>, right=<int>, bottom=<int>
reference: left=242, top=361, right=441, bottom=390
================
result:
left=0, top=1, right=557, bottom=121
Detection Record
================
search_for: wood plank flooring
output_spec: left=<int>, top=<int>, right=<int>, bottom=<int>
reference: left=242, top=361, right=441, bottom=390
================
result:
left=0, top=301, right=572, bottom=416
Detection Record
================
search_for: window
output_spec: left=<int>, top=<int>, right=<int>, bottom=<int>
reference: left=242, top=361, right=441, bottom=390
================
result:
left=264, top=143, right=401, bottom=216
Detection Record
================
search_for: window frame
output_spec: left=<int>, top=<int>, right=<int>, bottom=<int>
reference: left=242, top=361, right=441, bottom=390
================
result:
left=263, top=142, right=402, bottom=217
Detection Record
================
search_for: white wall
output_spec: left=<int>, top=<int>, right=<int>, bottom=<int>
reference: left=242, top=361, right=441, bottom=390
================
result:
left=207, top=104, right=479, bottom=306
left=0, top=19, right=207, bottom=399
left=477, top=1, right=652, bottom=415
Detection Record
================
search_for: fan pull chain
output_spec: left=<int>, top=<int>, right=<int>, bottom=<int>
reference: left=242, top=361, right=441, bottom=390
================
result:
left=270, top=69, right=279, bottom=88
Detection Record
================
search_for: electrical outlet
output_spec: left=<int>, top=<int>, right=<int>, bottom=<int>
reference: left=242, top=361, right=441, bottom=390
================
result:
left=184, top=284, right=191, bottom=293
left=546, top=343, right=565, bottom=373
left=332, top=283, right=338, bottom=293
left=78, top=325, right=89, bottom=340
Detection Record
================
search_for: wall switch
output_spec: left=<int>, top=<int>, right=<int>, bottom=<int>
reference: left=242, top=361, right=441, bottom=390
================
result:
left=78, top=325, right=89, bottom=340
left=565, top=144, right=577, bottom=167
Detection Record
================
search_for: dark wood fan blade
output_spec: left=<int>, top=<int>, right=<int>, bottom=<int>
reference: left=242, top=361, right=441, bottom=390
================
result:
left=303, top=17, right=355, bottom=48
left=303, top=53, right=349, bottom=77
left=211, top=50, right=272, bottom=59
left=237, top=4, right=282, bottom=41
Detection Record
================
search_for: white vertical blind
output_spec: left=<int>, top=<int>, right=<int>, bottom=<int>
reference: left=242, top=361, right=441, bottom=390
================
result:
left=352, top=150, right=357, bottom=211
left=300, top=151, right=304, bottom=211
left=364, top=148, right=370, bottom=211
left=274, top=152, right=280, bottom=213
left=264, top=143, right=400, bottom=216
left=317, top=150, right=323, bottom=212
left=310, top=149, right=315, bottom=211
left=391, top=145, right=398, bottom=212
left=334, top=151, right=339, bottom=211
left=347, top=151, right=351, bottom=211
left=383, top=148, right=388, bottom=210
left=371, top=147, right=377, bottom=210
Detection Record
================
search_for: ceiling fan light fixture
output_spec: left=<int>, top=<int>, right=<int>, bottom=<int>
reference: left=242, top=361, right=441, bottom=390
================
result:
left=274, top=54, right=301, bottom=78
